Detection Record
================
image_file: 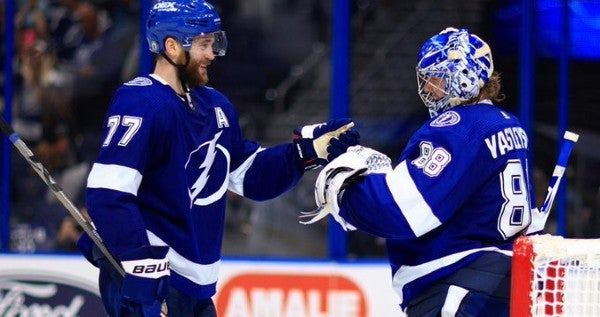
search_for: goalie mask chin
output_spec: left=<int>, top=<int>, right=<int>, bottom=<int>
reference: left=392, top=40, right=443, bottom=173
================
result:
left=416, top=27, right=494, bottom=117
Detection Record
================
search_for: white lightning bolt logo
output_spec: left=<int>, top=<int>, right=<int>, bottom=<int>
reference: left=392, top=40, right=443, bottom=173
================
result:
left=188, top=131, right=222, bottom=208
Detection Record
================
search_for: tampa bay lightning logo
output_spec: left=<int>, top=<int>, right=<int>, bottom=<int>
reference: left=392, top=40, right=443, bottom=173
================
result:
left=185, top=131, right=230, bottom=208
left=430, top=110, right=461, bottom=127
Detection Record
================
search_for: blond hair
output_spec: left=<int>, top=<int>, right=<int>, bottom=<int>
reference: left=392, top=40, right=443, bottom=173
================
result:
left=478, top=71, right=505, bottom=103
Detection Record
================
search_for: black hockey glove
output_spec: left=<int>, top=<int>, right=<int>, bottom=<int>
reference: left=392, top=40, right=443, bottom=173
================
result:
left=293, top=118, right=360, bottom=170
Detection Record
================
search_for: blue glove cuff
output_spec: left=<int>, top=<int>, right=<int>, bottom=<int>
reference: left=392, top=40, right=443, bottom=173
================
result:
left=293, top=138, right=321, bottom=170
left=292, top=118, right=358, bottom=170
left=122, top=274, right=169, bottom=305
left=119, top=246, right=170, bottom=306
left=119, top=245, right=169, bottom=261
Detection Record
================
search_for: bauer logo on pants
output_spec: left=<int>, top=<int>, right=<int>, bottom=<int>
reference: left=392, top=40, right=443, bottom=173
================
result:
left=215, top=273, right=368, bottom=317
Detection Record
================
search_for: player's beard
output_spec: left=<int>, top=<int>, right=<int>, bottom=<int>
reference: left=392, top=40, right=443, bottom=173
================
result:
left=185, top=58, right=209, bottom=87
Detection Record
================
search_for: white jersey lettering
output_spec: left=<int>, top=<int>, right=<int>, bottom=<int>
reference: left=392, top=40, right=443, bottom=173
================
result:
left=485, top=127, right=528, bottom=159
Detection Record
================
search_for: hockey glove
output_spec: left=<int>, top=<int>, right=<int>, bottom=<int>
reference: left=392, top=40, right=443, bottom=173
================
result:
left=328, top=130, right=361, bottom=159
left=293, top=118, right=359, bottom=170
left=300, top=146, right=392, bottom=230
left=119, top=246, right=170, bottom=315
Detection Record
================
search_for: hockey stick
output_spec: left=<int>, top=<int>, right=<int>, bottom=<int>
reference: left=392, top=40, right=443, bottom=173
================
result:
left=0, top=116, right=123, bottom=274
left=0, top=116, right=168, bottom=316
left=539, top=131, right=579, bottom=215
left=526, top=131, right=580, bottom=234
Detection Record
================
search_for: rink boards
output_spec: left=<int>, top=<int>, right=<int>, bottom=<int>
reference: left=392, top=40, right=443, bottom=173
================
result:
left=0, top=254, right=403, bottom=316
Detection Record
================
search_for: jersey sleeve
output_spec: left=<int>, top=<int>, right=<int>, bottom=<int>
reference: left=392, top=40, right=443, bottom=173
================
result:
left=339, top=127, right=483, bottom=239
left=209, top=89, right=303, bottom=201
left=86, top=86, right=170, bottom=257
left=241, top=143, right=304, bottom=201
left=226, top=119, right=303, bottom=201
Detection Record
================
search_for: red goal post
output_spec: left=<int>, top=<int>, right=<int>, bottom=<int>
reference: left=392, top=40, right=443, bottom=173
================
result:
left=511, top=235, right=600, bottom=317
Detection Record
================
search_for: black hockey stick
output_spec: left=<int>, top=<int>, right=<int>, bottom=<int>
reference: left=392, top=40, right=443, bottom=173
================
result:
left=0, top=116, right=169, bottom=316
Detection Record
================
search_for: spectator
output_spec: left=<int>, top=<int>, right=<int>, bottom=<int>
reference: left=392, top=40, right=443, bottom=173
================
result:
left=67, top=1, right=131, bottom=162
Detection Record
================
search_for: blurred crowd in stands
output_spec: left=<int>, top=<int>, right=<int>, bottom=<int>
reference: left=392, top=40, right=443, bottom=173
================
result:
left=4, top=0, right=594, bottom=256
left=5, top=0, right=138, bottom=252
left=1, top=0, right=339, bottom=254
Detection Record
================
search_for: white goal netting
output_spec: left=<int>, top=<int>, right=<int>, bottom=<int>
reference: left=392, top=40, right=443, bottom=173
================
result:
left=512, top=235, right=600, bottom=317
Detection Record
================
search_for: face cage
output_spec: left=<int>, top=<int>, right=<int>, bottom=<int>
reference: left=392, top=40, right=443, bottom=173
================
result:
left=183, top=31, right=228, bottom=56
left=416, top=67, right=451, bottom=117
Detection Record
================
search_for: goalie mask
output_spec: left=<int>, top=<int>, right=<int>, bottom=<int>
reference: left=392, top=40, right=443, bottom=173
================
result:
left=416, top=27, right=493, bottom=117
left=146, top=0, right=227, bottom=56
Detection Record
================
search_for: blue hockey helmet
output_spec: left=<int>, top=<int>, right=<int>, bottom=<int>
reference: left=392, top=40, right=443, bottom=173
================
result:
left=146, top=0, right=227, bottom=56
left=416, top=27, right=493, bottom=117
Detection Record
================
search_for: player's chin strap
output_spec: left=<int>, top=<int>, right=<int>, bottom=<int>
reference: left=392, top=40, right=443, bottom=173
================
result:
left=161, top=51, right=195, bottom=111
left=300, top=146, right=393, bottom=231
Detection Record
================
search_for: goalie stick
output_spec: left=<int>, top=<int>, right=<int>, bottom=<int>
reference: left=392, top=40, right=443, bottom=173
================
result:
left=0, top=116, right=168, bottom=316
left=537, top=130, right=579, bottom=227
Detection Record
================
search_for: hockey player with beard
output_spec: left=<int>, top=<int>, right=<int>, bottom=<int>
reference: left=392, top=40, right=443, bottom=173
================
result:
left=303, top=27, right=538, bottom=316
left=76, top=0, right=360, bottom=316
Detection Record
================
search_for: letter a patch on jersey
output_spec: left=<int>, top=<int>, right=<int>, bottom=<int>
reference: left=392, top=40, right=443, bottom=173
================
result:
left=215, top=107, right=229, bottom=128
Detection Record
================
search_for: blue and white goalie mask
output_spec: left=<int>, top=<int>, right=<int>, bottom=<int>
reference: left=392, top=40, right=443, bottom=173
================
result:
left=416, top=27, right=494, bottom=117
left=146, top=0, right=228, bottom=56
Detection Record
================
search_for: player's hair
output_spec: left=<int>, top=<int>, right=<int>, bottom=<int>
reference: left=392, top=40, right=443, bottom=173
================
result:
left=461, top=71, right=506, bottom=105
left=469, top=71, right=505, bottom=104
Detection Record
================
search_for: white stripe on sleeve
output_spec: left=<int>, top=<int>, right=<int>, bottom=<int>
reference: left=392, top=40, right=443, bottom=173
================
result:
left=87, top=163, right=143, bottom=196
left=385, top=160, right=442, bottom=237
left=228, top=147, right=264, bottom=196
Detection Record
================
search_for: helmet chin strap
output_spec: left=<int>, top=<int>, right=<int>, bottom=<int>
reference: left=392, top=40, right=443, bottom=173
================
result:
left=161, top=51, right=195, bottom=111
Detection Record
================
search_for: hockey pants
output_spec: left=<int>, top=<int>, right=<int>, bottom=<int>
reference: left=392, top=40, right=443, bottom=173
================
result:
left=405, top=252, right=511, bottom=317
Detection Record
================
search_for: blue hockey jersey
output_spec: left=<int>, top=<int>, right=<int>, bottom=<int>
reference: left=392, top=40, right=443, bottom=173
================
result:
left=339, top=102, right=536, bottom=310
left=85, top=74, right=303, bottom=299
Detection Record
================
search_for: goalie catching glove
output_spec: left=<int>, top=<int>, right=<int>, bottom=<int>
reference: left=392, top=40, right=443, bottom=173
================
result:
left=300, top=146, right=392, bottom=230
left=293, top=118, right=360, bottom=170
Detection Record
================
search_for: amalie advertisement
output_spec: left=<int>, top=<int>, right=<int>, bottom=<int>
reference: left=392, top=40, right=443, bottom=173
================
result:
left=0, top=255, right=403, bottom=316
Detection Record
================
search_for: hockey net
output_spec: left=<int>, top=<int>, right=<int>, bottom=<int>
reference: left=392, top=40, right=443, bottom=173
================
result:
left=511, top=235, right=600, bottom=317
